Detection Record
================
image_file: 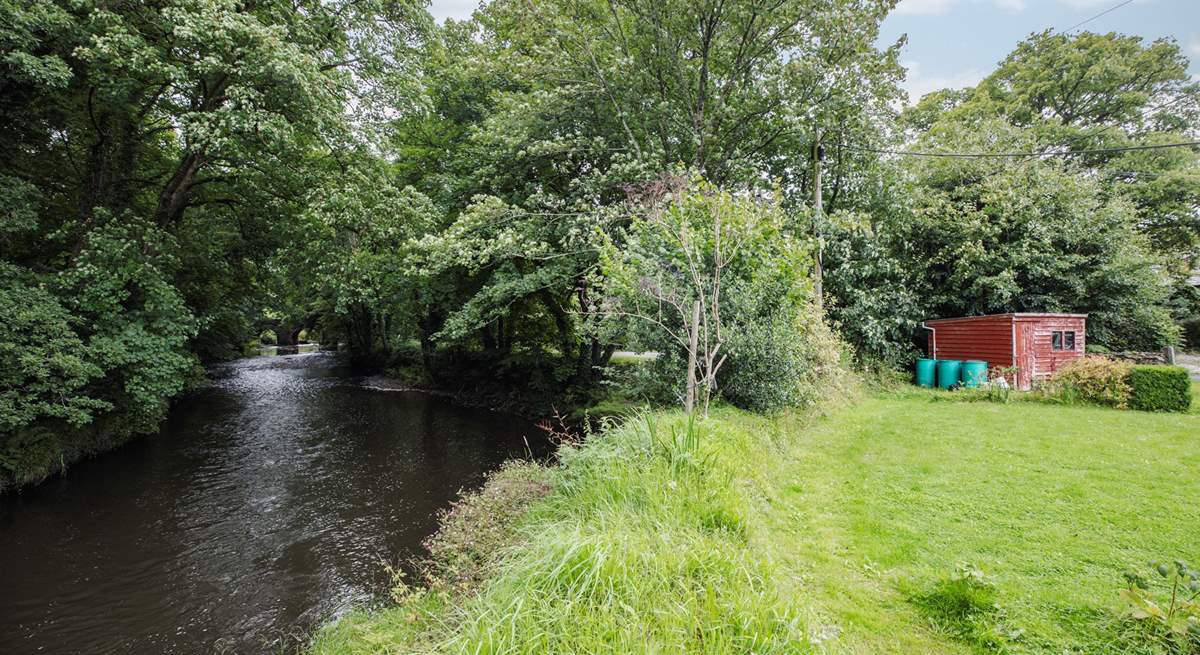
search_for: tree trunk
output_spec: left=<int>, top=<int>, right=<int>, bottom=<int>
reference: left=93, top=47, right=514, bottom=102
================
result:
left=685, top=299, right=701, bottom=414
left=541, top=290, right=575, bottom=362
left=154, top=151, right=206, bottom=226
left=480, top=323, right=496, bottom=353
left=418, top=308, right=441, bottom=375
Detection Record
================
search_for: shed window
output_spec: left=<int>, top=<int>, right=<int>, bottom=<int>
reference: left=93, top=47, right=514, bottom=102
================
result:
left=1052, top=331, right=1076, bottom=351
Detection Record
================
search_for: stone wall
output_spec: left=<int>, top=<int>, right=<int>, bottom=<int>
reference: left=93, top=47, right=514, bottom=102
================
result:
left=1107, top=347, right=1176, bottom=365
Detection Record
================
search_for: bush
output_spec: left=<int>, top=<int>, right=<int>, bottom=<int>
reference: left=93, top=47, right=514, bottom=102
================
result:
left=720, top=304, right=848, bottom=413
left=422, top=461, right=555, bottom=592
left=1047, top=356, right=1133, bottom=408
left=0, top=269, right=107, bottom=434
left=1117, top=560, right=1200, bottom=654
left=1128, top=365, right=1192, bottom=413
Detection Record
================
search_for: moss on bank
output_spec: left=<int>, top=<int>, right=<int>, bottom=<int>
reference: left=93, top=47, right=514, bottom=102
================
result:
left=0, top=416, right=150, bottom=493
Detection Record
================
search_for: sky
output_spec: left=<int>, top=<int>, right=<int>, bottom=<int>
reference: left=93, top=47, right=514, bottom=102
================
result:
left=426, top=0, right=1200, bottom=103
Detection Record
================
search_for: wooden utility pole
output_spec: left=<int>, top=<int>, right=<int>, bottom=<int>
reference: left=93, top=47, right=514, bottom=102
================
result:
left=812, top=129, right=824, bottom=309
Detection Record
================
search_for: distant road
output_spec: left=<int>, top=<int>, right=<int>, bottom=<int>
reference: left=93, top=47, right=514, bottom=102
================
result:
left=1178, top=352, right=1200, bottom=381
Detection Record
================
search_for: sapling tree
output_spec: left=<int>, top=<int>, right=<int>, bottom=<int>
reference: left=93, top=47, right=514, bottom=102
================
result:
left=601, top=178, right=823, bottom=415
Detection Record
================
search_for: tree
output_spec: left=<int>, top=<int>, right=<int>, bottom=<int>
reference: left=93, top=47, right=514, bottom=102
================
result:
left=0, top=0, right=432, bottom=487
left=601, top=179, right=838, bottom=414
left=821, top=209, right=924, bottom=367
left=913, top=31, right=1200, bottom=274
left=819, top=31, right=1199, bottom=363
left=296, top=161, right=438, bottom=360
left=897, top=120, right=1178, bottom=350
left=385, top=0, right=904, bottom=394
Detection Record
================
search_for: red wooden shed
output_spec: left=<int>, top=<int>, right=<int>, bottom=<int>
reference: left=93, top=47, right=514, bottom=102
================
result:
left=922, top=313, right=1087, bottom=390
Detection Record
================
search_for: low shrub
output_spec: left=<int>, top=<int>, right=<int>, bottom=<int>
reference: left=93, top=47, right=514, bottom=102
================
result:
left=421, top=460, right=555, bottom=592
left=721, top=305, right=849, bottom=413
left=1128, top=365, right=1192, bottom=413
left=1047, top=356, right=1133, bottom=408
left=1117, top=560, right=1200, bottom=654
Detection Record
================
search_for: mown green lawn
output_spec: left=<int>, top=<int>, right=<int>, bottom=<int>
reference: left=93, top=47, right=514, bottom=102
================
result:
left=767, top=393, right=1200, bottom=653
left=311, top=389, right=1198, bottom=654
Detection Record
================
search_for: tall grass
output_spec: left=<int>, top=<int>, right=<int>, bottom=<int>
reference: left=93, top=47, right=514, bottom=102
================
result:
left=310, top=411, right=810, bottom=654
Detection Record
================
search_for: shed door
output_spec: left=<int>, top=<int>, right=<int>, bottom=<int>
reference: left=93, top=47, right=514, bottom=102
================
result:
left=1017, top=322, right=1036, bottom=390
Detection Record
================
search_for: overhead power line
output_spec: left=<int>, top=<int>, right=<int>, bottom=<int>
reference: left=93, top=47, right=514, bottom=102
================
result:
left=1063, top=0, right=1135, bottom=33
left=838, top=140, right=1200, bottom=159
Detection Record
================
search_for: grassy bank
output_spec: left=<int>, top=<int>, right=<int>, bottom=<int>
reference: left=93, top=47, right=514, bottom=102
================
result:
left=776, top=393, right=1199, bottom=653
left=311, top=391, right=1198, bottom=654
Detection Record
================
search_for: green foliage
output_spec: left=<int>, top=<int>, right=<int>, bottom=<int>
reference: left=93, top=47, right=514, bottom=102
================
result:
left=476, top=0, right=903, bottom=186
left=900, top=128, right=1178, bottom=350
left=1047, top=356, right=1133, bottom=408
left=0, top=266, right=107, bottom=433
left=838, top=30, right=1200, bottom=360
left=822, top=209, right=924, bottom=367
left=721, top=304, right=849, bottom=413
left=0, top=0, right=432, bottom=488
left=1119, top=560, right=1200, bottom=654
left=0, top=214, right=199, bottom=485
left=1128, top=365, right=1193, bottom=413
left=0, top=426, right=62, bottom=484
left=602, top=181, right=845, bottom=413
left=371, top=0, right=907, bottom=403
left=60, top=216, right=201, bottom=434
left=295, top=162, right=438, bottom=359
left=970, top=30, right=1200, bottom=271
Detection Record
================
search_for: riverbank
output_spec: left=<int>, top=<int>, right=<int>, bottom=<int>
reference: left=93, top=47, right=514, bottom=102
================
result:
left=310, top=392, right=1198, bottom=654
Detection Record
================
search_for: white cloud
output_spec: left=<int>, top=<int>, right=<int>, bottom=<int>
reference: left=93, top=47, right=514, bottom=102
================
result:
left=1188, top=36, right=1200, bottom=58
left=893, top=0, right=958, bottom=15
left=427, top=0, right=480, bottom=23
left=900, top=60, right=987, bottom=104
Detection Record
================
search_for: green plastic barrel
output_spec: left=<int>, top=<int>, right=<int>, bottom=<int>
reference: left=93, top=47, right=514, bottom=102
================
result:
left=915, top=358, right=936, bottom=388
left=961, top=360, right=988, bottom=389
left=936, top=359, right=962, bottom=389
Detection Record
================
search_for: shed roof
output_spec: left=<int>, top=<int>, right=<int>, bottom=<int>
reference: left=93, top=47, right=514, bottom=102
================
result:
left=924, top=313, right=1088, bottom=325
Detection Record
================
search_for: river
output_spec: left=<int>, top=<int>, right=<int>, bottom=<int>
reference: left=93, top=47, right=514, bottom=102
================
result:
left=0, top=353, right=548, bottom=654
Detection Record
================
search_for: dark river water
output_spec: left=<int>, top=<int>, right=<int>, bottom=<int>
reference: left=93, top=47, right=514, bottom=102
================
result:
left=0, top=353, right=548, bottom=654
